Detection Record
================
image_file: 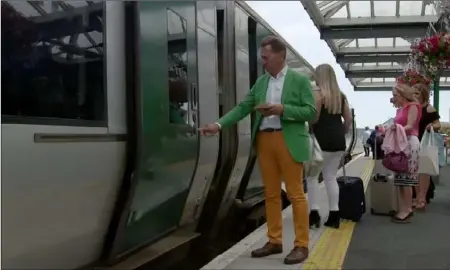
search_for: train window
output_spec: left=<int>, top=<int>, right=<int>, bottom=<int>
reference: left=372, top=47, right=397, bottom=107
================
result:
left=167, top=9, right=189, bottom=125
left=1, top=1, right=106, bottom=125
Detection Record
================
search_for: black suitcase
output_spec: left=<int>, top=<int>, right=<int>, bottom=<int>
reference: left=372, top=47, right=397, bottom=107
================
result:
left=337, top=157, right=366, bottom=222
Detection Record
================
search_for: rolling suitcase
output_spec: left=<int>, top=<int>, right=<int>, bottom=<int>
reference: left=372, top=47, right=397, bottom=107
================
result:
left=369, top=136, right=398, bottom=216
left=369, top=170, right=398, bottom=216
left=337, top=155, right=366, bottom=222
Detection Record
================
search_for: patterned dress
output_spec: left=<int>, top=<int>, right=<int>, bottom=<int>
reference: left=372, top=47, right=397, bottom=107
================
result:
left=394, top=136, right=420, bottom=186
left=393, top=103, right=422, bottom=187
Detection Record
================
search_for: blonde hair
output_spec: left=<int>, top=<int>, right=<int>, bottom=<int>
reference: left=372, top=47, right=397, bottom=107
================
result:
left=412, top=83, right=430, bottom=104
left=394, top=83, right=417, bottom=103
left=314, top=64, right=344, bottom=114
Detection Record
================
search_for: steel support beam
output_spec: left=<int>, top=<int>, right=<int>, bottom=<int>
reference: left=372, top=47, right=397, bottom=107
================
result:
left=299, top=0, right=324, bottom=25
left=355, top=86, right=450, bottom=91
left=325, top=15, right=437, bottom=26
left=348, top=65, right=404, bottom=72
left=322, top=1, right=349, bottom=20
left=347, top=70, right=450, bottom=78
left=335, top=38, right=354, bottom=48
left=320, top=23, right=429, bottom=39
left=336, top=54, right=409, bottom=64
left=338, top=46, right=411, bottom=54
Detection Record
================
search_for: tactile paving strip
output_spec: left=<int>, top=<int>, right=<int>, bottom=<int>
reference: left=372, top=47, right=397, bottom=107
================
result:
left=302, top=159, right=374, bottom=270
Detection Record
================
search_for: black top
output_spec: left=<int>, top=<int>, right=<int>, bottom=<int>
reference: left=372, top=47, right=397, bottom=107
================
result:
left=418, top=104, right=440, bottom=140
left=312, top=92, right=347, bottom=152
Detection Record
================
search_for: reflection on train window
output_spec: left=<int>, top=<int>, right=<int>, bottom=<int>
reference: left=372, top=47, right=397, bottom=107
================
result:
left=1, top=1, right=105, bottom=124
left=167, top=9, right=189, bottom=125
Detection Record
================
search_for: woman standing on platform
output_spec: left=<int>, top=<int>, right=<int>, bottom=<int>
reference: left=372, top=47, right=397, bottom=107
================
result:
left=307, top=64, right=352, bottom=229
left=413, top=83, right=441, bottom=210
left=390, top=83, right=422, bottom=223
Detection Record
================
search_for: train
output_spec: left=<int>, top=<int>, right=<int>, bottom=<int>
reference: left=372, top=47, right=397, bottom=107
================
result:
left=1, top=1, right=357, bottom=269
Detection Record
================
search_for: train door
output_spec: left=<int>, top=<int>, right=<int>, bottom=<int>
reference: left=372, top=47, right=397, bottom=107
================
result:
left=238, top=22, right=271, bottom=201
left=212, top=3, right=252, bottom=226
left=116, top=1, right=199, bottom=254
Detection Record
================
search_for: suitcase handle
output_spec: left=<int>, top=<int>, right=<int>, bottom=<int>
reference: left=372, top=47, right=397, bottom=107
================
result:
left=372, top=174, right=388, bottom=182
left=361, top=193, right=366, bottom=214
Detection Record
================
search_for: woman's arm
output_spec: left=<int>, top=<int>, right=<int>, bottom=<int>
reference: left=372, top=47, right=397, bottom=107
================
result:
left=342, top=99, right=352, bottom=134
left=404, top=104, right=419, bottom=132
left=426, top=104, right=441, bottom=131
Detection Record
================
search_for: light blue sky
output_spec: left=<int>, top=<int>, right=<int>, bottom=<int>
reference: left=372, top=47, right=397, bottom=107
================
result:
left=247, top=1, right=449, bottom=128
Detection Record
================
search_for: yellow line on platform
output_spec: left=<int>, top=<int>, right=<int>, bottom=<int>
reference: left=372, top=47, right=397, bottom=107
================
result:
left=303, top=159, right=375, bottom=270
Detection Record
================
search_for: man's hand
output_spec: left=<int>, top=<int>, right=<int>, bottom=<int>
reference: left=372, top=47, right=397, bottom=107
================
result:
left=198, top=123, right=220, bottom=136
left=266, top=104, right=284, bottom=116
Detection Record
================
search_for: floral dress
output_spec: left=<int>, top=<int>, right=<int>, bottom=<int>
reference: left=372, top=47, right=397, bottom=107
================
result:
left=393, top=103, right=422, bottom=187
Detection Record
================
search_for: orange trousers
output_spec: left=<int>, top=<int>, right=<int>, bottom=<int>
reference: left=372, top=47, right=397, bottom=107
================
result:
left=256, top=131, right=309, bottom=248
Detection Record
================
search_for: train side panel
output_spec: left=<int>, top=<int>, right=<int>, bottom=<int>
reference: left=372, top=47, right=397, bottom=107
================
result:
left=1, top=2, right=126, bottom=268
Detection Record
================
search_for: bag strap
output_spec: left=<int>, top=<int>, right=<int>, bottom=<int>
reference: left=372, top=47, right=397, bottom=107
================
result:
left=340, top=151, right=347, bottom=177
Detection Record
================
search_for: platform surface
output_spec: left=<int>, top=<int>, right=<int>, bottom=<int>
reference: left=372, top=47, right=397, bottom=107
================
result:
left=202, top=156, right=450, bottom=270
left=201, top=154, right=374, bottom=270
left=343, top=164, right=450, bottom=270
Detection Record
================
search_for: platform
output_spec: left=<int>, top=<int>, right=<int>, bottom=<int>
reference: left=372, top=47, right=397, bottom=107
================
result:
left=201, top=155, right=450, bottom=270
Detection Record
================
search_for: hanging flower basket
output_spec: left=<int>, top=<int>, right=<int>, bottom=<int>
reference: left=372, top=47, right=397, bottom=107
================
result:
left=410, top=33, right=450, bottom=78
left=396, top=69, right=432, bottom=86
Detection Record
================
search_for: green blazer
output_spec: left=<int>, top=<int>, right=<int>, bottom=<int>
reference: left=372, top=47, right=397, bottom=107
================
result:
left=217, top=69, right=316, bottom=162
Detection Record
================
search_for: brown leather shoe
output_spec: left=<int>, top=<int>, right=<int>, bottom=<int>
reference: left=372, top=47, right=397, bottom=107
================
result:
left=284, top=247, right=309, bottom=264
left=250, top=242, right=283, bottom=258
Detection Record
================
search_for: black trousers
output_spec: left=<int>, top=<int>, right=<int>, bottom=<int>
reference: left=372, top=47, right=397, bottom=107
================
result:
left=363, top=146, right=370, bottom=156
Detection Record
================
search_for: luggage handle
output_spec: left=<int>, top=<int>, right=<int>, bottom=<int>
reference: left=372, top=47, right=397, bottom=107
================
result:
left=340, top=151, right=349, bottom=177
left=361, top=195, right=366, bottom=214
left=372, top=173, right=388, bottom=182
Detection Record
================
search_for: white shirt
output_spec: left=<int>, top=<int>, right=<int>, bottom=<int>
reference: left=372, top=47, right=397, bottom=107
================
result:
left=259, top=65, right=288, bottom=130
left=362, top=130, right=371, bottom=145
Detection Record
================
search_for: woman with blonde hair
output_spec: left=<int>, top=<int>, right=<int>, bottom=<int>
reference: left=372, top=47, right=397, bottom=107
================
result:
left=307, top=64, right=352, bottom=229
left=390, top=83, right=422, bottom=223
left=412, top=83, right=441, bottom=210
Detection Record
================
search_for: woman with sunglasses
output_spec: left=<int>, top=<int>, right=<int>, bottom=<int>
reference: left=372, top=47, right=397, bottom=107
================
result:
left=390, top=83, right=422, bottom=223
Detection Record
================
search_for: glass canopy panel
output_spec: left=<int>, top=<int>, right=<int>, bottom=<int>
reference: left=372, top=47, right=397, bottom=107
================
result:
left=377, top=38, right=394, bottom=47
left=399, top=1, right=423, bottom=16
left=373, top=1, right=396, bottom=17
left=395, top=37, right=411, bottom=47
left=348, top=1, right=371, bottom=17
left=334, top=1, right=435, bottom=19
left=347, top=40, right=357, bottom=47
left=425, top=4, right=437, bottom=15
left=358, top=38, right=375, bottom=47
left=331, top=5, right=347, bottom=18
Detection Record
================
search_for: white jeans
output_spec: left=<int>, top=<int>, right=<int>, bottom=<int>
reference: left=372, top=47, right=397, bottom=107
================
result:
left=307, top=151, right=344, bottom=211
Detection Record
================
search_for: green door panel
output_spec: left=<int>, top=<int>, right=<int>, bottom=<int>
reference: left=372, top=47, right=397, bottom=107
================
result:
left=119, top=1, right=198, bottom=253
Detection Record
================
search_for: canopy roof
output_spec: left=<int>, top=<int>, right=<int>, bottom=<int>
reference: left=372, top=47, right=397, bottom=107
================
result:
left=301, top=0, right=450, bottom=91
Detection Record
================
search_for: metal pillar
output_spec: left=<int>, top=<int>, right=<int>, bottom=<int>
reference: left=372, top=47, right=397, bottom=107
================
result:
left=433, top=78, right=440, bottom=112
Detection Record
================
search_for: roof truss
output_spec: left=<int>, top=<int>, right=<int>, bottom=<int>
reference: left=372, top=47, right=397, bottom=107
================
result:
left=301, top=0, right=450, bottom=91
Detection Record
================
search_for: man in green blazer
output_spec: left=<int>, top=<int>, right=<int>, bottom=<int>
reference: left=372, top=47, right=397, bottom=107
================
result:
left=199, top=36, right=316, bottom=265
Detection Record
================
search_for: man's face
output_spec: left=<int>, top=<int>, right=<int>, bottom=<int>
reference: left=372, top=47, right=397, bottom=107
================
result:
left=260, top=45, right=284, bottom=74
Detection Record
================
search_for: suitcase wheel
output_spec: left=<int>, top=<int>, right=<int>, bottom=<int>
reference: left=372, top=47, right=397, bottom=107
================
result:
left=370, top=208, right=375, bottom=215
